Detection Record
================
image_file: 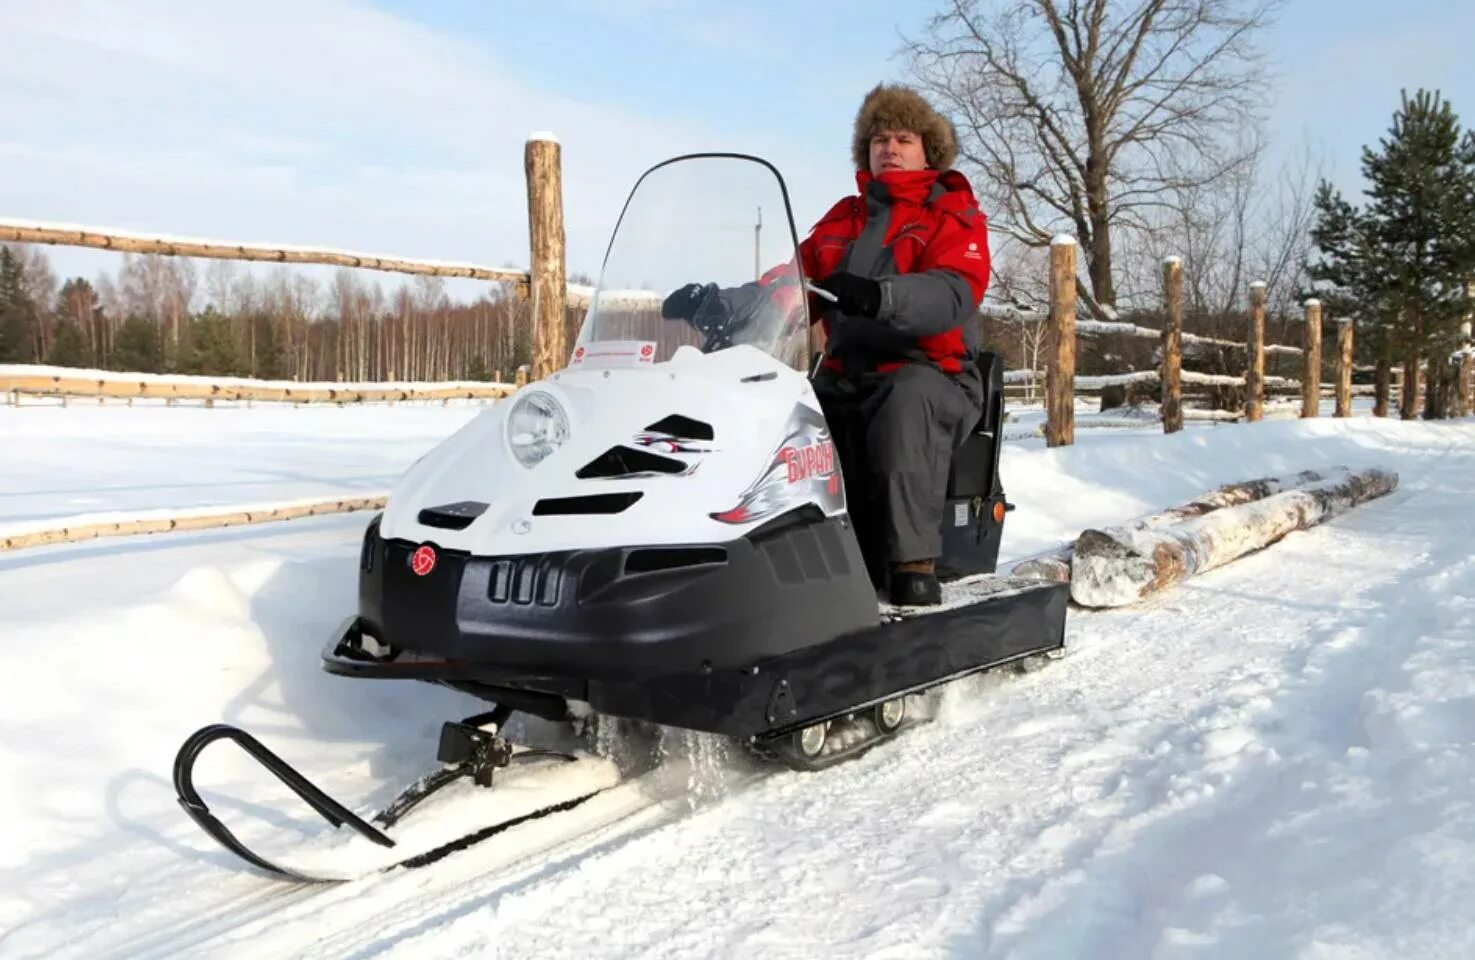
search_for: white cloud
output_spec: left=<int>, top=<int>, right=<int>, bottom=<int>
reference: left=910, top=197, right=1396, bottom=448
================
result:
left=0, top=0, right=778, bottom=281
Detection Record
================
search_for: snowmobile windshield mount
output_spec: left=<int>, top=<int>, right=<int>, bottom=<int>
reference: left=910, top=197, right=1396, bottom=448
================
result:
left=574, top=154, right=811, bottom=371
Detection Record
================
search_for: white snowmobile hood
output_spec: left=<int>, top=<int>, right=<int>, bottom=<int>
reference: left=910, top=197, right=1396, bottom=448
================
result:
left=380, top=344, right=845, bottom=555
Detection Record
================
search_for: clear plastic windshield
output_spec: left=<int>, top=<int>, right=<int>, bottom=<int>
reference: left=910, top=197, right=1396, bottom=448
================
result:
left=573, top=155, right=810, bottom=371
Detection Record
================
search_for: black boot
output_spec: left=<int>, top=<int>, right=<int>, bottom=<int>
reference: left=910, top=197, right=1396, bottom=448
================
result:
left=889, top=570, right=941, bottom=607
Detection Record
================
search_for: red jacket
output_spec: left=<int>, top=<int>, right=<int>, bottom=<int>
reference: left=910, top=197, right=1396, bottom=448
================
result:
left=797, top=168, right=990, bottom=375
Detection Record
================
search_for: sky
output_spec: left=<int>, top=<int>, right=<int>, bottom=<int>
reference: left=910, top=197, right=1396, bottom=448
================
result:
left=2, top=0, right=1474, bottom=296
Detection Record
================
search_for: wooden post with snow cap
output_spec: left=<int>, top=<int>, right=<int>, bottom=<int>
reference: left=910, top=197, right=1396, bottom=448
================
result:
left=1246, top=281, right=1267, bottom=422
left=1045, top=235, right=1077, bottom=447
left=1302, top=299, right=1323, bottom=418
left=1335, top=319, right=1354, bottom=418
left=525, top=133, right=567, bottom=381
left=1161, top=256, right=1184, bottom=434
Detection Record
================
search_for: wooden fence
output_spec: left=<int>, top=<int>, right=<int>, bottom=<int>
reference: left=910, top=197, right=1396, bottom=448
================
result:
left=4, top=134, right=1471, bottom=425
left=990, top=239, right=1458, bottom=446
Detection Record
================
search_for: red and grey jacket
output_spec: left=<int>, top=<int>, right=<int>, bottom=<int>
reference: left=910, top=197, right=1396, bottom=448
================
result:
left=798, top=168, right=990, bottom=376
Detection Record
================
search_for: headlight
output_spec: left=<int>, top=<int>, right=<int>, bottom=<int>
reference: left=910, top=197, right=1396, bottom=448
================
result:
left=507, top=391, right=570, bottom=468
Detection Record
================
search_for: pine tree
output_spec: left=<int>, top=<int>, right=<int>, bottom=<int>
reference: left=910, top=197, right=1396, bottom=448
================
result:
left=184, top=306, right=243, bottom=376
left=1360, top=89, right=1475, bottom=418
left=0, top=247, right=34, bottom=363
left=45, top=321, right=87, bottom=367
left=1308, top=181, right=1398, bottom=414
left=110, top=315, right=164, bottom=373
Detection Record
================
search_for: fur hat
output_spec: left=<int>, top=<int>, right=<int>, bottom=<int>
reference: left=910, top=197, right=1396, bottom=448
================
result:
left=851, top=84, right=958, bottom=172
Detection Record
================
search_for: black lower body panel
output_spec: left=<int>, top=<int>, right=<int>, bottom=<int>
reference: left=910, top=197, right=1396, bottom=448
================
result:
left=326, top=577, right=1069, bottom=739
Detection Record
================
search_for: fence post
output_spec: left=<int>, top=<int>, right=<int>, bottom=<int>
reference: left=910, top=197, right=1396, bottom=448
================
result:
left=1246, top=281, right=1266, bottom=422
left=1460, top=350, right=1474, bottom=418
left=1302, top=299, right=1322, bottom=418
left=515, top=364, right=530, bottom=387
left=1045, top=236, right=1077, bottom=447
left=525, top=133, right=567, bottom=381
left=1335, top=319, right=1354, bottom=417
left=1161, top=256, right=1183, bottom=434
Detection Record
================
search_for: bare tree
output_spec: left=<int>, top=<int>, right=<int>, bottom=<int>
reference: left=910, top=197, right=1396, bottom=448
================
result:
left=905, top=0, right=1279, bottom=316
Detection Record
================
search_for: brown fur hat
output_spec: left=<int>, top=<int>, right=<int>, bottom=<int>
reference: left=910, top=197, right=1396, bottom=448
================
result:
left=851, top=84, right=958, bottom=172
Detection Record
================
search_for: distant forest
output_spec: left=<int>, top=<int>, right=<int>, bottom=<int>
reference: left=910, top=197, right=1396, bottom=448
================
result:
left=0, top=244, right=590, bottom=382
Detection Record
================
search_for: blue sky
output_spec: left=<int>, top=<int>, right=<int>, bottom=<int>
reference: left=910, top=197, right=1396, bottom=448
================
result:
left=3, top=0, right=1473, bottom=289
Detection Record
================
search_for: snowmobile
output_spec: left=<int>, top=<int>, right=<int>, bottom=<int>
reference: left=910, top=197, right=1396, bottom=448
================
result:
left=174, top=154, right=1068, bottom=881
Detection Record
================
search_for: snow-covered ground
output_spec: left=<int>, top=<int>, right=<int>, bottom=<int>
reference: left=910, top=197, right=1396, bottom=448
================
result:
left=2, top=401, right=1474, bottom=958
left=0, top=401, right=484, bottom=524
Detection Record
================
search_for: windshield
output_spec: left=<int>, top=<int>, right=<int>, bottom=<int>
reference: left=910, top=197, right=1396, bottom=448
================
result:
left=573, top=155, right=811, bottom=371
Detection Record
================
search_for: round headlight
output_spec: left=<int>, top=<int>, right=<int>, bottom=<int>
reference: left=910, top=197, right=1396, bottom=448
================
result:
left=507, top=390, right=570, bottom=468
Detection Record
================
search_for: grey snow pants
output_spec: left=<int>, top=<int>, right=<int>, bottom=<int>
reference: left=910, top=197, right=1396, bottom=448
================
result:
left=815, top=362, right=984, bottom=578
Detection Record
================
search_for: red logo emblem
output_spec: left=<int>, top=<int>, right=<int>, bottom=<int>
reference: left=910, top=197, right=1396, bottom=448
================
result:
left=640, top=343, right=654, bottom=357
left=410, top=544, right=437, bottom=577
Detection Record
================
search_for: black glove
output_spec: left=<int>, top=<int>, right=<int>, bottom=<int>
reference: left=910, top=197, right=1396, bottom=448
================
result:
left=662, top=282, right=718, bottom=321
left=819, top=272, right=882, bottom=318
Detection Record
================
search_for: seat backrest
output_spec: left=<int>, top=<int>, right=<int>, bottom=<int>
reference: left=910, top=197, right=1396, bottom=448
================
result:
left=947, top=352, right=1005, bottom=499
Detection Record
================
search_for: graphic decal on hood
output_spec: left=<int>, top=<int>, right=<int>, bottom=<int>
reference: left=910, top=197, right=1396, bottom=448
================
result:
left=711, top=404, right=845, bottom=525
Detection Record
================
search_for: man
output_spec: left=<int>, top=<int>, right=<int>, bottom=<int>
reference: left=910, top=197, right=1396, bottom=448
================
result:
left=665, top=84, right=989, bottom=606
left=798, top=84, right=991, bottom=606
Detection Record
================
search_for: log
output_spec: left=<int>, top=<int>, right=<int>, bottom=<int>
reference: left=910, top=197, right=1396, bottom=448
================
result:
left=1161, top=257, right=1184, bottom=434
left=526, top=134, right=567, bottom=380
left=1246, top=282, right=1266, bottom=422
left=0, top=219, right=528, bottom=294
left=1335, top=319, right=1354, bottom=417
left=1303, top=299, right=1323, bottom=417
left=1069, top=467, right=1399, bottom=608
left=0, top=495, right=389, bottom=553
left=1008, top=468, right=1351, bottom=583
left=1045, top=236, right=1077, bottom=447
left=0, top=366, right=512, bottom=405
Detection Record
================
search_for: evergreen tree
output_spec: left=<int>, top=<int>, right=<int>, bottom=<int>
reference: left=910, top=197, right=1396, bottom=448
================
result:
left=250, top=313, right=289, bottom=380
left=111, top=315, right=164, bottom=373
left=184, top=306, right=243, bottom=376
left=1361, top=90, right=1475, bottom=418
left=45, top=322, right=87, bottom=367
left=465, top=353, right=493, bottom=382
left=1308, top=181, right=1397, bottom=413
left=0, top=247, right=33, bottom=363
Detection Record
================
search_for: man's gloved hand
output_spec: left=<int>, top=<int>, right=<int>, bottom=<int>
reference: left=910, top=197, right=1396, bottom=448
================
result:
left=818, top=272, right=881, bottom=318
left=661, top=282, right=718, bottom=321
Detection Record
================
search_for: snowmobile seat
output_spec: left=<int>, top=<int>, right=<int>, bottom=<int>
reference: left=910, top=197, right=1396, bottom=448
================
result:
left=937, top=351, right=1009, bottom=579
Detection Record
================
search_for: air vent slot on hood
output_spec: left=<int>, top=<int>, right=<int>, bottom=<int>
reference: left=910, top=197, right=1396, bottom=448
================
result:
left=532, top=492, right=643, bottom=516
left=576, top=446, right=687, bottom=479
left=417, top=501, right=489, bottom=530
left=643, top=414, right=714, bottom=441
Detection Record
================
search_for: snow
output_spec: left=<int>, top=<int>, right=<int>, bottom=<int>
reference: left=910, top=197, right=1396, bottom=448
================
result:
left=1051, top=234, right=1077, bottom=246
left=0, top=403, right=481, bottom=524
left=3, top=400, right=1475, bottom=957
left=527, top=131, right=560, bottom=143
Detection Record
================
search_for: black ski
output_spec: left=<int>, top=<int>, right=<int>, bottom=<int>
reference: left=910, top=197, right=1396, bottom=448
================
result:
left=173, top=720, right=604, bottom=883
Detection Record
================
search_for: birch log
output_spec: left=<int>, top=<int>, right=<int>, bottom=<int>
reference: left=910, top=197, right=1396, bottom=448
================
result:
left=1008, top=468, right=1353, bottom=582
left=1069, top=467, right=1398, bottom=608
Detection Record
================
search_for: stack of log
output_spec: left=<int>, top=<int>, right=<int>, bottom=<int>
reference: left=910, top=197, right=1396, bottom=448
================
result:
left=1011, top=467, right=1399, bottom=608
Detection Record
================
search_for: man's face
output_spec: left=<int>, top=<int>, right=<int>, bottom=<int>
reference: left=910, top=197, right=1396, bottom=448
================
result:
left=869, top=129, right=927, bottom=175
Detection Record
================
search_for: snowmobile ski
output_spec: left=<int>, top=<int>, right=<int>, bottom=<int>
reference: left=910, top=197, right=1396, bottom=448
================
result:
left=172, top=714, right=608, bottom=883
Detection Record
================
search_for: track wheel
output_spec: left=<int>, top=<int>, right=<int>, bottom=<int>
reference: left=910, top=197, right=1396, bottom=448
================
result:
left=874, top=697, right=906, bottom=734
left=793, top=721, right=828, bottom=759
